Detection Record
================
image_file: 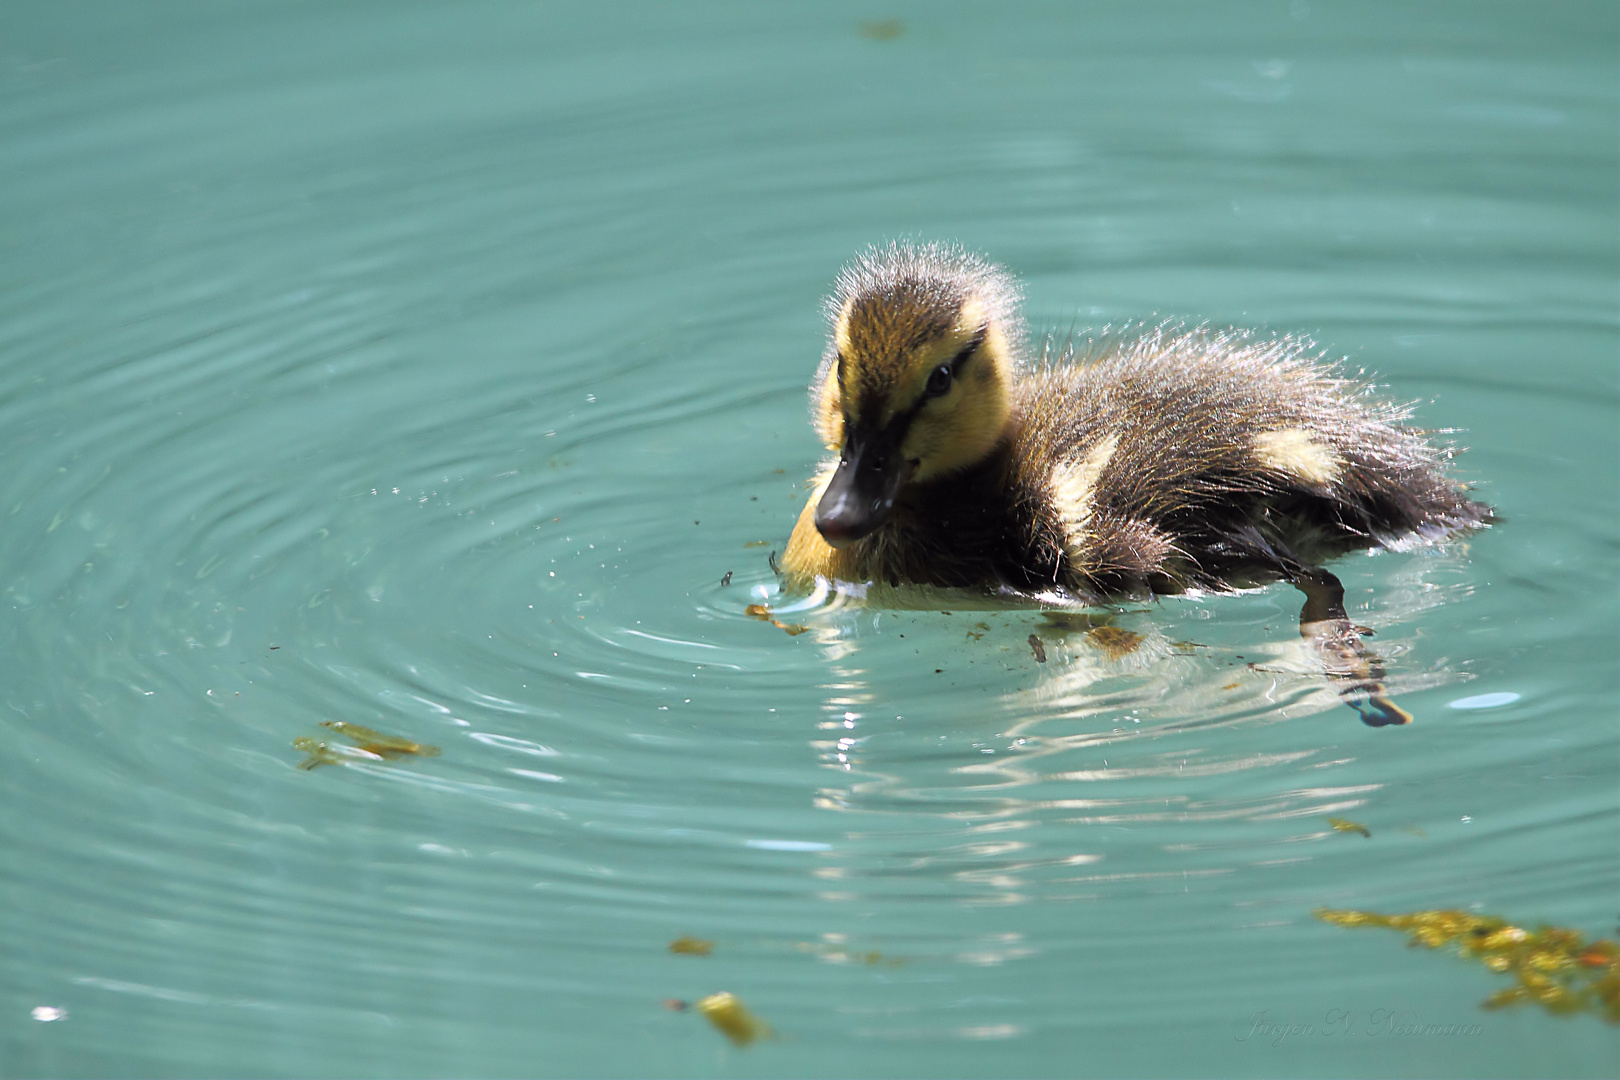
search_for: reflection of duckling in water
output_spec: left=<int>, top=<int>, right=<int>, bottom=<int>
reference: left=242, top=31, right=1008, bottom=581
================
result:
left=781, top=242, right=1491, bottom=725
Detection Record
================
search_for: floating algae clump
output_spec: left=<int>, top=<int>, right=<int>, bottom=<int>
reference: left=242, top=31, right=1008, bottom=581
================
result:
left=668, top=936, right=714, bottom=956
left=1326, top=817, right=1371, bottom=838
left=1317, top=908, right=1619, bottom=1022
left=1086, top=625, right=1144, bottom=660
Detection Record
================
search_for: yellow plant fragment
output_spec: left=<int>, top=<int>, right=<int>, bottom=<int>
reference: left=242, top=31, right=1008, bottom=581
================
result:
left=696, top=991, right=771, bottom=1046
left=1327, top=817, right=1371, bottom=838
left=744, top=603, right=808, bottom=636
left=321, top=720, right=440, bottom=758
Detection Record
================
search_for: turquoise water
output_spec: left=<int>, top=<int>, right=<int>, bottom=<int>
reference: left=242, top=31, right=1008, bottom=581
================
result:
left=2, top=3, right=1616, bottom=1076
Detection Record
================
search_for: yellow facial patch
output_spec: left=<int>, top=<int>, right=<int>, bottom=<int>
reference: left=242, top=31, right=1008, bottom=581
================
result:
left=898, top=325, right=1013, bottom=479
left=1050, top=433, right=1120, bottom=560
left=1254, top=428, right=1341, bottom=486
left=813, top=363, right=844, bottom=450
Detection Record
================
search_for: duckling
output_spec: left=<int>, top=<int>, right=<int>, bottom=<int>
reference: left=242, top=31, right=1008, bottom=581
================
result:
left=780, top=241, right=1492, bottom=726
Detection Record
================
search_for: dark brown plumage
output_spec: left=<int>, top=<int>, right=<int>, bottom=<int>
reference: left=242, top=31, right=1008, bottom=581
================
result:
left=987, top=327, right=1485, bottom=600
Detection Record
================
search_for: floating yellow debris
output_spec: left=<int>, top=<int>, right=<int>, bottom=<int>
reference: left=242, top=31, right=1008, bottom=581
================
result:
left=320, top=720, right=440, bottom=759
left=696, top=991, right=771, bottom=1046
left=1087, top=625, right=1143, bottom=660
left=295, top=722, right=440, bottom=768
left=744, top=603, right=809, bottom=636
left=292, top=736, right=371, bottom=770
left=1327, top=817, right=1371, bottom=838
left=859, top=19, right=904, bottom=40
left=1316, top=908, right=1620, bottom=1023
left=743, top=540, right=771, bottom=548
left=796, top=941, right=904, bottom=967
left=668, top=936, right=714, bottom=956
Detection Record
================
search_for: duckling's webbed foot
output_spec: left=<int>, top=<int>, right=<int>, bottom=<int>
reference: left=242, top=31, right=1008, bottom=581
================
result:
left=1348, top=690, right=1413, bottom=728
left=1290, top=568, right=1412, bottom=727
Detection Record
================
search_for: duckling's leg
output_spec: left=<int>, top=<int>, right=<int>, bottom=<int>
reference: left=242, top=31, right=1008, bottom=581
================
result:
left=1290, top=568, right=1412, bottom=727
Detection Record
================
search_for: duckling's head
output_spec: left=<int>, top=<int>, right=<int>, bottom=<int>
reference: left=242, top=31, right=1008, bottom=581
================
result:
left=810, top=242, right=1023, bottom=547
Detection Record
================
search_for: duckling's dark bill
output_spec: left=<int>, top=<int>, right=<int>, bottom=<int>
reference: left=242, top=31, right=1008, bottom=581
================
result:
left=814, top=432, right=915, bottom=546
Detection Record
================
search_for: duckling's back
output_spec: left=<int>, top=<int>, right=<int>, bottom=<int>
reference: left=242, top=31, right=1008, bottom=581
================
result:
left=1008, top=326, right=1490, bottom=600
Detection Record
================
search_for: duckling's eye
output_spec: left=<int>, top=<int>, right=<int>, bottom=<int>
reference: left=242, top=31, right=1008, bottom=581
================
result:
left=925, top=364, right=953, bottom=398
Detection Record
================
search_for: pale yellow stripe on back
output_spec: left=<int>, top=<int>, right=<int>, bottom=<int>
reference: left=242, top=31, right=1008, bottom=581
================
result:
left=1050, top=432, right=1120, bottom=561
left=1253, top=427, right=1340, bottom=485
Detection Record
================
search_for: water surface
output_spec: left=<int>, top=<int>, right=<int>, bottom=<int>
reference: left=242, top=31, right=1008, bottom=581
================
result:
left=2, top=3, right=1616, bottom=1076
